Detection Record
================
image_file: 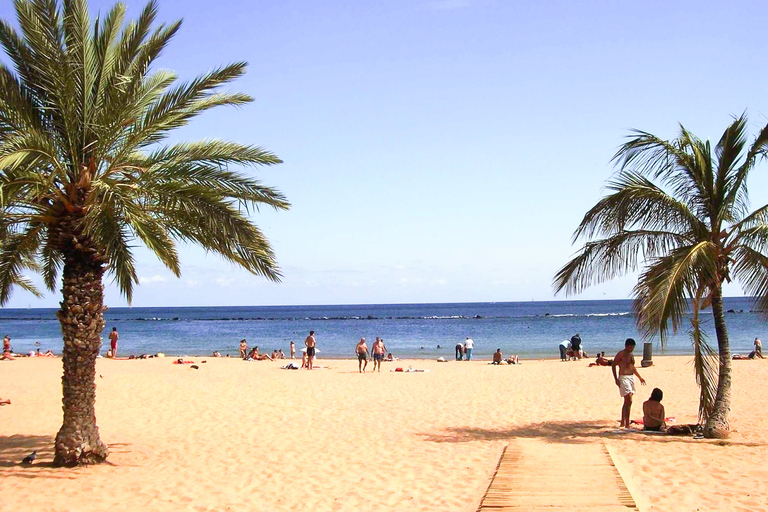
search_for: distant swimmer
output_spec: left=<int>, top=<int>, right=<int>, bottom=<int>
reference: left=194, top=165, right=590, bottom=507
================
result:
left=612, top=338, right=646, bottom=429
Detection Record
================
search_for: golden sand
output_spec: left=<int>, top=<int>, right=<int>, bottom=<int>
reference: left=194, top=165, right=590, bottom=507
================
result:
left=1, top=355, right=767, bottom=511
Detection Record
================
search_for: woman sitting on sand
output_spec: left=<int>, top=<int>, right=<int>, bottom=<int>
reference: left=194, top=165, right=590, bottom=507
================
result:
left=642, top=388, right=666, bottom=431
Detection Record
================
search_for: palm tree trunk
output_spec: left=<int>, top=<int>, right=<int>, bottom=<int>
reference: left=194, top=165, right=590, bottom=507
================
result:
left=53, top=248, right=109, bottom=466
left=704, top=287, right=732, bottom=439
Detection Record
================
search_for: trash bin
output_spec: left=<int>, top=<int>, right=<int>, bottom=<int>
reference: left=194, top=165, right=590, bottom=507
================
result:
left=641, top=341, right=653, bottom=367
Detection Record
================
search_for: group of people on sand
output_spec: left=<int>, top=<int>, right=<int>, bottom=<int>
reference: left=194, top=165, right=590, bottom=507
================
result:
left=455, top=337, right=475, bottom=360
left=354, top=337, right=392, bottom=372
left=492, top=348, right=519, bottom=365
left=609, top=337, right=699, bottom=434
left=559, top=334, right=588, bottom=361
left=238, top=339, right=287, bottom=361
left=2, top=334, right=55, bottom=360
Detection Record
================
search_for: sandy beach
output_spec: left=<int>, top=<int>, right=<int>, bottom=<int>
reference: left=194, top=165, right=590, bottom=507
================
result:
left=1, top=354, right=767, bottom=511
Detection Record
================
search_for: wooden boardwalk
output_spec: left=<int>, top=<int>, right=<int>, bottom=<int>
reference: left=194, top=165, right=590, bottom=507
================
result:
left=477, top=439, right=638, bottom=511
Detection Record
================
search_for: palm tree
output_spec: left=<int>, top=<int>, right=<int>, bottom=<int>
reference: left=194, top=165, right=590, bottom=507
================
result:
left=0, top=0, right=289, bottom=465
left=554, top=115, right=768, bottom=439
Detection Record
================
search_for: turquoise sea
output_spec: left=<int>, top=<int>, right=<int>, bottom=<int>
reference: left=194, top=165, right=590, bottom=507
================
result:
left=1, top=297, right=765, bottom=359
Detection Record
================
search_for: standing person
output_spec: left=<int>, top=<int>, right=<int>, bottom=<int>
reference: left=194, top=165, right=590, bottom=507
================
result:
left=754, top=338, right=764, bottom=359
left=239, top=339, right=248, bottom=359
left=371, top=337, right=386, bottom=372
left=612, top=338, right=647, bottom=429
left=290, top=340, right=296, bottom=359
left=305, top=331, right=317, bottom=370
left=455, top=341, right=464, bottom=361
left=355, top=338, right=369, bottom=373
left=570, top=333, right=582, bottom=360
left=108, top=327, right=119, bottom=358
left=559, top=340, right=570, bottom=361
left=464, top=337, right=474, bottom=361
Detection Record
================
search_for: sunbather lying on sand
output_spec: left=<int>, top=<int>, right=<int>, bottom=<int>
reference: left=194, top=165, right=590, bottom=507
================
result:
left=246, top=347, right=273, bottom=361
left=589, top=352, right=613, bottom=367
left=0, top=398, right=10, bottom=406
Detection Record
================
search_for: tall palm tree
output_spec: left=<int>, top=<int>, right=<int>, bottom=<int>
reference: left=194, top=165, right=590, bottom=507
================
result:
left=0, top=0, right=289, bottom=465
left=554, top=115, right=768, bottom=439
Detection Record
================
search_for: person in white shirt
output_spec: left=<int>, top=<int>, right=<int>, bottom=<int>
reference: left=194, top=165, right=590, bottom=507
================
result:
left=464, top=337, right=474, bottom=361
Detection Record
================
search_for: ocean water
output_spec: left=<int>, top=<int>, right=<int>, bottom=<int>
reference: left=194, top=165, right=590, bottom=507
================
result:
left=1, top=297, right=765, bottom=359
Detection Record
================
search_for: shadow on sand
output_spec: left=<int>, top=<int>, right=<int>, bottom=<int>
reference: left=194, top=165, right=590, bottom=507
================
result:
left=416, top=420, right=768, bottom=448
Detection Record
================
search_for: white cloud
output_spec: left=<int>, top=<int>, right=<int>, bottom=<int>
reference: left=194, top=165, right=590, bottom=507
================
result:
left=139, top=275, right=168, bottom=284
left=216, top=277, right=235, bottom=287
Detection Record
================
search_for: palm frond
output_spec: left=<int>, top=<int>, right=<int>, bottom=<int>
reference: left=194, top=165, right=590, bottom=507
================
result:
left=689, top=300, right=718, bottom=423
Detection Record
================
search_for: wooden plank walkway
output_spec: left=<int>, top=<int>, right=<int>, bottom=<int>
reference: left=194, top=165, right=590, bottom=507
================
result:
left=477, top=439, right=638, bottom=511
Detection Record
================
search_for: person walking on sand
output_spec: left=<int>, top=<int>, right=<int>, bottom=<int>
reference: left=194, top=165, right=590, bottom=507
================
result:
left=305, top=331, right=317, bottom=370
left=464, top=337, right=474, bottom=361
left=108, top=327, right=119, bottom=358
left=290, top=340, right=296, bottom=359
left=372, top=337, right=386, bottom=372
left=356, top=338, right=369, bottom=373
left=754, top=338, right=764, bottom=359
left=612, top=338, right=646, bottom=429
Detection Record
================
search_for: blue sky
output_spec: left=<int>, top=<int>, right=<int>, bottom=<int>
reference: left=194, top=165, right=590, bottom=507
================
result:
left=2, top=0, right=768, bottom=307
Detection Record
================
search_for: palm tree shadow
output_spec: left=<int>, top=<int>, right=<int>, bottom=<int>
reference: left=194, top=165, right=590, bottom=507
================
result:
left=417, top=420, right=768, bottom=447
left=417, top=421, right=611, bottom=444
left=0, top=434, right=58, bottom=475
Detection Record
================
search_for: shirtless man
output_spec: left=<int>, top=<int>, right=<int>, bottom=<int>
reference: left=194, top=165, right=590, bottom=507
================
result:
left=355, top=338, right=369, bottom=373
left=754, top=338, right=765, bottom=359
left=612, top=338, right=646, bottom=429
left=305, top=331, right=316, bottom=370
left=371, top=337, right=386, bottom=372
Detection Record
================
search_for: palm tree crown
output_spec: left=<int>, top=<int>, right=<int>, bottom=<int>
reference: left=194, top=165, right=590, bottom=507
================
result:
left=0, top=0, right=290, bottom=305
left=554, top=114, right=768, bottom=437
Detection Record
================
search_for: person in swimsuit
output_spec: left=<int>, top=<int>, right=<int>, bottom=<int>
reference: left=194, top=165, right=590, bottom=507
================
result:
left=612, top=338, right=647, bottom=429
left=355, top=338, right=369, bottom=373
left=492, top=348, right=503, bottom=365
left=290, top=340, right=296, bottom=359
left=372, top=337, right=386, bottom=372
left=754, top=338, right=765, bottom=359
left=642, top=388, right=666, bottom=431
left=108, top=327, right=119, bottom=358
left=305, top=331, right=316, bottom=370
left=239, top=339, right=248, bottom=359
